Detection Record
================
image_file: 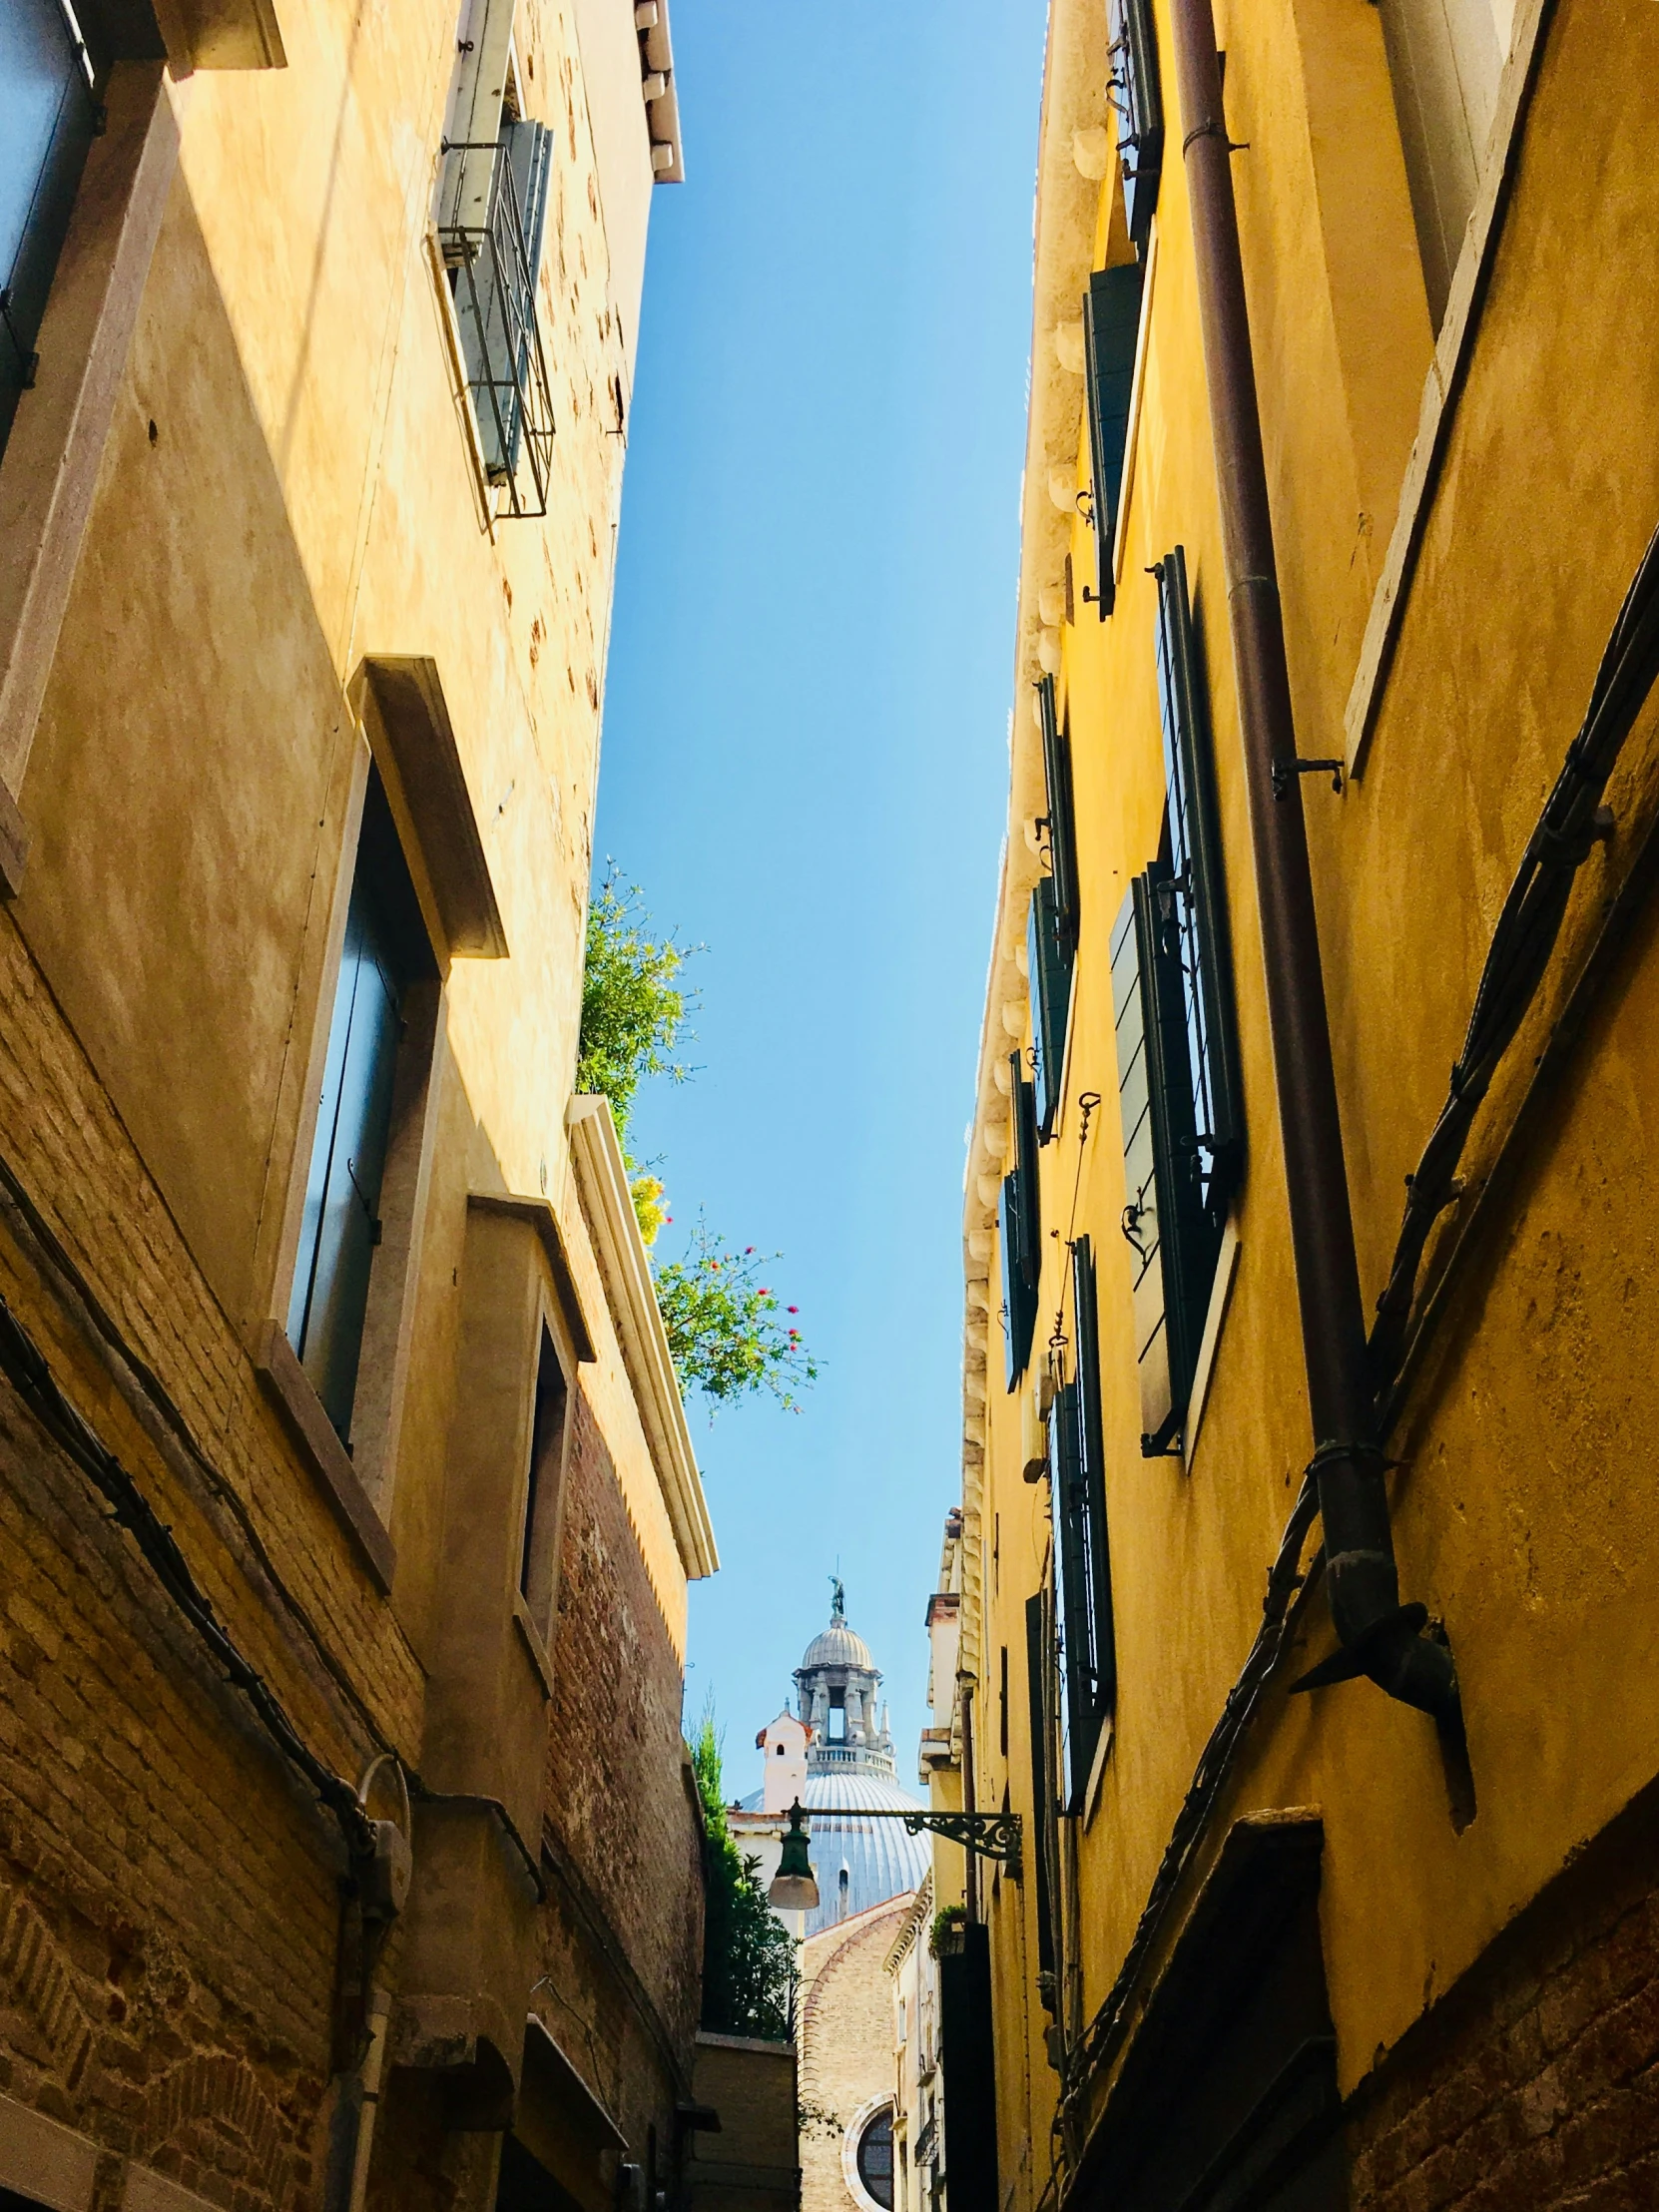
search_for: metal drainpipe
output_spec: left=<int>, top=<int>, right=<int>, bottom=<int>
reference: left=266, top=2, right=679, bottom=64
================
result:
left=344, top=1988, right=391, bottom=2212
left=1167, top=0, right=1457, bottom=1721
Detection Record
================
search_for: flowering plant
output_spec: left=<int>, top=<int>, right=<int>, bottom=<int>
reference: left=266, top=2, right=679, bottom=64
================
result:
left=653, top=1219, right=818, bottom=1412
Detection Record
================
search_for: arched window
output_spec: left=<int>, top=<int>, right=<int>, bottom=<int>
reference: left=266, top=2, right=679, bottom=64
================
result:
left=856, top=2106, right=893, bottom=2212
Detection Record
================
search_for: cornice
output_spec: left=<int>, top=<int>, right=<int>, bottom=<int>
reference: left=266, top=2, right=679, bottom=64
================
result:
left=566, top=1095, right=718, bottom=1580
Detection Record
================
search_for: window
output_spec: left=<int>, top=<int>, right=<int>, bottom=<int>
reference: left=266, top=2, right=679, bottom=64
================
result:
left=2, top=0, right=97, bottom=453
left=829, top=1689, right=846, bottom=1742
left=1112, top=547, right=1241, bottom=1454
left=1081, top=262, right=1146, bottom=619
left=1053, top=1238, right=1114, bottom=1806
left=287, top=768, right=436, bottom=1445
left=435, top=0, right=556, bottom=514
left=999, top=1056, right=1041, bottom=1389
left=518, top=1325, right=568, bottom=1635
left=856, top=2107, right=895, bottom=2212
left=1377, top=0, right=1503, bottom=327
left=1106, top=0, right=1164, bottom=257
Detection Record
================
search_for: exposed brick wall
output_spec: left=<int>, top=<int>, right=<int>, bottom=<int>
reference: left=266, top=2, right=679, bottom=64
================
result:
left=543, top=1385, right=704, bottom=2084
left=0, top=894, right=702, bottom=2207
left=799, top=1903, right=910, bottom=2212
left=1348, top=1777, right=1659, bottom=2210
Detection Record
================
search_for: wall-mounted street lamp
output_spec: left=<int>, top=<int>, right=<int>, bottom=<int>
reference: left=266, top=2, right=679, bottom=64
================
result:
left=768, top=1801, right=821, bottom=1911
left=766, top=1798, right=1023, bottom=1908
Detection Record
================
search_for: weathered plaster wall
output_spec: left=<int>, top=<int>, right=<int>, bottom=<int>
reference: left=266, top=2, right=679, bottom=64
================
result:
left=964, top=0, right=1659, bottom=2200
left=0, top=0, right=707, bottom=2202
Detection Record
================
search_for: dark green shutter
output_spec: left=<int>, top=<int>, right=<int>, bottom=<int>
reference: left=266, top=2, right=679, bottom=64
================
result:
left=1082, top=262, right=1146, bottom=620
left=1000, top=1058, right=1043, bottom=1388
left=938, top=1928, right=999, bottom=2212
left=1028, top=878, right=1072, bottom=1141
left=1035, top=676, right=1080, bottom=952
left=1051, top=1379, right=1098, bottom=1807
left=1112, top=877, right=1210, bottom=1454
left=1107, top=0, right=1165, bottom=257
left=1072, top=1237, right=1116, bottom=1723
left=1154, top=545, right=1243, bottom=1205
left=999, top=1175, right=1033, bottom=1392
left=1024, top=1593, right=1056, bottom=1983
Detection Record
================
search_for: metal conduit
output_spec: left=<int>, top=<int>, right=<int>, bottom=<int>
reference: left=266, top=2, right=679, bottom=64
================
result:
left=1168, top=0, right=1457, bottom=1721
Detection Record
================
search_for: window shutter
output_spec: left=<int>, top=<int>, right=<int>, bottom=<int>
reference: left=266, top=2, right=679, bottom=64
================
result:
left=1024, top=1593, right=1057, bottom=1981
left=1000, top=1057, right=1043, bottom=1388
left=1112, top=876, right=1210, bottom=1453
left=1082, top=263, right=1147, bottom=620
left=1153, top=544, right=1243, bottom=1207
left=437, top=0, right=515, bottom=237
left=1072, top=1236, right=1116, bottom=1723
left=1035, top=676, right=1080, bottom=953
left=1051, top=1379, right=1097, bottom=1808
left=1107, top=0, right=1165, bottom=256
left=1028, top=878, right=1072, bottom=1142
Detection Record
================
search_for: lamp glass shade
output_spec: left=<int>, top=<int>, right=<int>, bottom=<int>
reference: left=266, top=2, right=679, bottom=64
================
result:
left=768, top=1801, right=821, bottom=1912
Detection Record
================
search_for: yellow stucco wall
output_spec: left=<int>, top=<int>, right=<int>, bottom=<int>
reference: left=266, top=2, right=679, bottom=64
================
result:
left=957, top=0, right=1659, bottom=2198
left=10, top=0, right=698, bottom=1664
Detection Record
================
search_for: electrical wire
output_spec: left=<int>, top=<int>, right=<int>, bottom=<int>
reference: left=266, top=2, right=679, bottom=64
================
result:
left=0, top=1289, right=376, bottom=1861
left=1370, top=520, right=1659, bottom=1396
left=1056, top=523, right=1659, bottom=2145
left=1066, top=1480, right=1323, bottom=2096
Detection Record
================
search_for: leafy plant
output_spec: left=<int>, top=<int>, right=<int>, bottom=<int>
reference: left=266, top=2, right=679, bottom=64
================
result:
left=691, top=1703, right=799, bottom=2041
left=655, top=1220, right=819, bottom=1412
left=576, top=865, right=699, bottom=1145
left=929, top=1904, right=966, bottom=1957
left=576, top=868, right=817, bottom=1409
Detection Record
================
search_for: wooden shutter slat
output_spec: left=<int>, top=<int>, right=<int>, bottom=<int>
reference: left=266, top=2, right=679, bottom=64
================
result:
left=1107, top=0, right=1166, bottom=255
left=1025, top=1593, right=1057, bottom=1981
left=1073, top=1237, right=1117, bottom=1721
left=1051, top=1380, right=1098, bottom=1807
left=1154, top=545, right=1244, bottom=1204
left=1029, top=878, right=1073, bottom=1140
left=1036, top=676, right=1081, bottom=952
left=1083, top=263, right=1147, bottom=619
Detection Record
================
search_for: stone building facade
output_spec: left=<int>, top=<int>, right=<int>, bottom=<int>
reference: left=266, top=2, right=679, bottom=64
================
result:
left=0, top=4, right=713, bottom=2212
left=939, top=0, right=1659, bottom=2209
left=798, top=1902, right=911, bottom=2212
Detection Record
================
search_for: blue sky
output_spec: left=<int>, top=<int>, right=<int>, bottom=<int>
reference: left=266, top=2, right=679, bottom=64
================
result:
left=596, top=1, right=1045, bottom=1805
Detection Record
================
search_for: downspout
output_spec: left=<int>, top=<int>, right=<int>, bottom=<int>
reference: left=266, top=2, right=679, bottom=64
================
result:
left=1167, top=0, right=1457, bottom=1722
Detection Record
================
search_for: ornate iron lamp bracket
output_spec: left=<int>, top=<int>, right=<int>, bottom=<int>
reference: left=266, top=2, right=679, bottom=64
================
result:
left=845, top=1807, right=1023, bottom=1871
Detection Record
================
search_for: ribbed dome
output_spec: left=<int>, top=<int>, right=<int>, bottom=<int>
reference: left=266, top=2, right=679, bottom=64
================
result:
left=800, top=1619, right=874, bottom=1672
left=798, top=1770, right=929, bottom=1936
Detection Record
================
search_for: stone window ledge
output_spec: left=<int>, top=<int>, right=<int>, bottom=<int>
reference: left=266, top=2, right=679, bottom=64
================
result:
left=252, top=1319, right=396, bottom=1592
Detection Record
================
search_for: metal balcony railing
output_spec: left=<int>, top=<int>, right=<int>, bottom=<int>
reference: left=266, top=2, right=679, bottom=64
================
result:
left=437, top=130, right=556, bottom=519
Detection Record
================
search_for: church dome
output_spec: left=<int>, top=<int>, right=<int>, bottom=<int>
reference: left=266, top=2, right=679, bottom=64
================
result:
left=798, top=1769, right=929, bottom=1936
left=800, top=1619, right=874, bottom=1672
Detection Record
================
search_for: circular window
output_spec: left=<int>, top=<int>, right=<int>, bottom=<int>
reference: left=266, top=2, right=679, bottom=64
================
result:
left=855, top=2105, right=894, bottom=2211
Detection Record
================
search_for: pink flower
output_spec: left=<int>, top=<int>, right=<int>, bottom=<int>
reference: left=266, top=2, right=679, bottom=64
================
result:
left=788, top=1306, right=798, bottom=1314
